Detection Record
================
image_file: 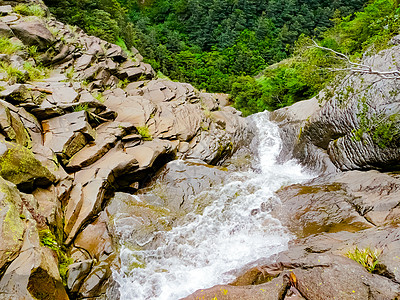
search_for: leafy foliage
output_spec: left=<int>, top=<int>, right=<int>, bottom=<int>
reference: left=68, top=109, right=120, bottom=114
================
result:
left=137, top=126, right=153, bottom=141
left=44, top=0, right=367, bottom=98
left=345, top=247, right=381, bottom=273
left=13, top=4, right=46, bottom=17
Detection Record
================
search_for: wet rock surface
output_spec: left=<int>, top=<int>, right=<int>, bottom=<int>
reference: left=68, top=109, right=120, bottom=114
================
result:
left=0, top=2, right=250, bottom=299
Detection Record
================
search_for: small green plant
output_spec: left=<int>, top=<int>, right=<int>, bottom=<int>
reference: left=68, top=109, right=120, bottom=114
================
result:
left=39, top=229, right=73, bottom=285
left=92, top=91, right=105, bottom=103
left=345, top=247, right=381, bottom=273
left=117, top=78, right=130, bottom=89
left=65, top=67, right=75, bottom=81
left=27, top=45, right=39, bottom=59
left=23, top=62, right=49, bottom=81
left=137, top=125, right=152, bottom=141
left=14, top=4, right=45, bottom=17
left=73, top=103, right=89, bottom=112
left=0, top=62, right=26, bottom=83
left=0, top=37, right=24, bottom=55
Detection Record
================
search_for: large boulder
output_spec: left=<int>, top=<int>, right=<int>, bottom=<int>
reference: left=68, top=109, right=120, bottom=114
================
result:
left=10, top=20, right=54, bottom=50
left=0, top=141, right=56, bottom=192
left=274, top=170, right=400, bottom=238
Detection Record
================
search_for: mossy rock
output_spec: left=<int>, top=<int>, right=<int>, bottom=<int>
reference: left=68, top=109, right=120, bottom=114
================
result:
left=0, top=141, right=56, bottom=192
left=0, top=176, right=25, bottom=273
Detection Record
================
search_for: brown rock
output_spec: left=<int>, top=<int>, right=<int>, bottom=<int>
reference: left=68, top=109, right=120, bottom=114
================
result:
left=42, top=111, right=96, bottom=163
left=66, top=121, right=128, bottom=172
left=0, top=220, right=68, bottom=300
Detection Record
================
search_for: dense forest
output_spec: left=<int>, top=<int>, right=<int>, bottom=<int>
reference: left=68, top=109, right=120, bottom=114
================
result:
left=44, top=0, right=400, bottom=115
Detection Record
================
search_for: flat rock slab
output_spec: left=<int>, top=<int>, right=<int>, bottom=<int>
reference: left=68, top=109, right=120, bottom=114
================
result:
left=274, top=170, right=400, bottom=238
left=66, top=121, right=127, bottom=172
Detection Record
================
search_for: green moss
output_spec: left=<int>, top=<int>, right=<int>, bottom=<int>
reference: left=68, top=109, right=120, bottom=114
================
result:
left=4, top=202, right=24, bottom=243
left=0, top=142, right=55, bottom=187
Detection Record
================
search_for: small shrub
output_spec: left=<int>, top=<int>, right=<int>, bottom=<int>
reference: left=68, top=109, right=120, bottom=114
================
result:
left=14, top=4, right=45, bottom=17
left=23, top=62, right=48, bottom=81
left=117, top=78, right=129, bottom=89
left=27, top=45, right=39, bottom=59
left=137, top=126, right=152, bottom=141
left=345, top=247, right=381, bottom=273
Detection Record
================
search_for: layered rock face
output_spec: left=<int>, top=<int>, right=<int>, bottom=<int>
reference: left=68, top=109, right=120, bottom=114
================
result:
left=0, top=2, right=250, bottom=299
left=271, top=44, right=400, bottom=174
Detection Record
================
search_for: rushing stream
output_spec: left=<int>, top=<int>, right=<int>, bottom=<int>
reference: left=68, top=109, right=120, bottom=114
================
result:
left=114, top=112, right=314, bottom=299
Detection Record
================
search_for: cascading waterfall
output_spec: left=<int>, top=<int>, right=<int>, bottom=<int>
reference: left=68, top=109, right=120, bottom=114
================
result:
left=113, top=112, right=314, bottom=300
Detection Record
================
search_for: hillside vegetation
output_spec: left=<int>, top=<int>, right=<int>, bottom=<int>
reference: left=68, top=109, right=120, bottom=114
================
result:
left=45, top=0, right=400, bottom=115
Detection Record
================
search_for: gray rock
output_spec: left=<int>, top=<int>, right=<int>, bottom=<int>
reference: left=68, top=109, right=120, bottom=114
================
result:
left=139, top=159, right=227, bottom=213
left=11, top=20, right=54, bottom=50
left=0, top=20, right=13, bottom=37
left=0, top=5, right=12, bottom=16
left=0, top=84, right=29, bottom=104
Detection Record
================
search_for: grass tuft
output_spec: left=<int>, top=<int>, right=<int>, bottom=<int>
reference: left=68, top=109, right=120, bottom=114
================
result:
left=0, top=37, right=24, bottom=55
left=345, top=247, right=381, bottom=273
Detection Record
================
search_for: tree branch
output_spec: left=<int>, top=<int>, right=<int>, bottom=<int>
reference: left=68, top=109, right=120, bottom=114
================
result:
left=311, top=40, right=400, bottom=80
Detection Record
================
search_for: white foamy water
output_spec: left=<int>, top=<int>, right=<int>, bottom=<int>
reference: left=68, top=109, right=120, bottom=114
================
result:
left=114, top=112, right=314, bottom=300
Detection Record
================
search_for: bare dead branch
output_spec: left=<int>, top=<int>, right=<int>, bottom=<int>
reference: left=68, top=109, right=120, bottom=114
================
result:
left=311, top=40, right=400, bottom=80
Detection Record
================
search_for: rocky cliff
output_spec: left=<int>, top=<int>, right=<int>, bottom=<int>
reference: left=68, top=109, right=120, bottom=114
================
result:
left=0, top=1, right=250, bottom=298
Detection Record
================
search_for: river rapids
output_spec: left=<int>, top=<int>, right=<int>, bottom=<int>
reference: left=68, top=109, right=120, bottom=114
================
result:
left=113, top=112, right=314, bottom=299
